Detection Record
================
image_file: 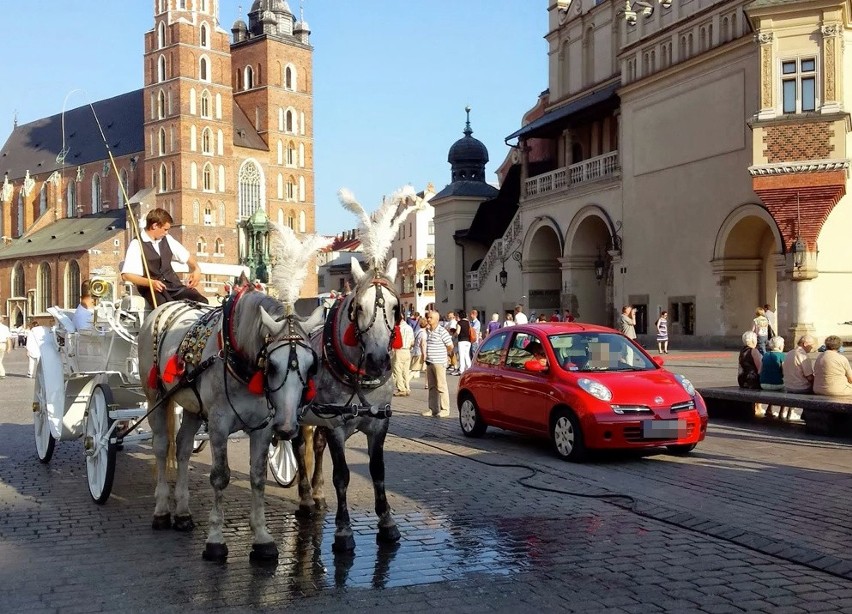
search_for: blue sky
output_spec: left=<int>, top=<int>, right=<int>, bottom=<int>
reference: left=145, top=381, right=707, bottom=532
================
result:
left=0, top=1, right=546, bottom=235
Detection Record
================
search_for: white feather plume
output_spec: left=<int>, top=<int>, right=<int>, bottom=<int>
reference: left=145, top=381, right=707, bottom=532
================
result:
left=269, top=223, right=333, bottom=306
left=338, top=186, right=427, bottom=269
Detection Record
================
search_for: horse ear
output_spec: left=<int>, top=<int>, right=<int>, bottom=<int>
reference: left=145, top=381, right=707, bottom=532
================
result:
left=259, top=306, right=287, bottom=337
left=385, top=257, right=398, bottom=282
left=351, top=257, right=366, bottom=283
left=303, top=304, right=325, bottom=334
left=236, top=272, right=251, bottom=290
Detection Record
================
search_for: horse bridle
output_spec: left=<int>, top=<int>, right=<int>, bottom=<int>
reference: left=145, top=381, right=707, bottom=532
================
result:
left=348, top=277, right=397, bottom=350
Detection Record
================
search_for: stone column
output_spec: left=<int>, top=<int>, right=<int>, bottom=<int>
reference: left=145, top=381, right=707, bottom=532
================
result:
left=821, top=23, right=844, bottom=114
left=788, top=250, right=818, bottom=343
left=755, top=31, right=775, bottom=120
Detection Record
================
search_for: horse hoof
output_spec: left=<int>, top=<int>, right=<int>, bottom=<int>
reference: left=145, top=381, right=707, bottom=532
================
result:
left=377, top=525, right=401, bottom=544
left=249, top=542, right=279, bottom=564
left=332, top=534, right=356, bottom=553
left=173, top=515, right=195, bottom=532
left=314, top=498, right=328, bottom=511
left=202, top=542, right=228, bottom=562
left=151, top=514, right=171, bottom=530
left=295, top=504, right=315, bottom=519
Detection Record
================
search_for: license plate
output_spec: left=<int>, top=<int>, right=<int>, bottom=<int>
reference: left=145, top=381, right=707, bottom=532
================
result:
left=642, top=419, right=686, bottom=439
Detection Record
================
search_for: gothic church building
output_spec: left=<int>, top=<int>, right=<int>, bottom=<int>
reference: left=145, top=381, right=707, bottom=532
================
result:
left=0, top=0, right=316, bottom=327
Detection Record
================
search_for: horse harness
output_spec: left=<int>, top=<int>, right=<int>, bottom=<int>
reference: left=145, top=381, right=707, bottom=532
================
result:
left=149, top=289, right=317, bottom=433
left=299, top=278, right=398, bottom=426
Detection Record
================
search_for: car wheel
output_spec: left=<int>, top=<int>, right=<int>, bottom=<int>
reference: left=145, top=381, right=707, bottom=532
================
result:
left=550, top=408, right=586, bottom=462
left=666, top=443, right=697, bottom=455
left=458, top=396, right=487, bottom=437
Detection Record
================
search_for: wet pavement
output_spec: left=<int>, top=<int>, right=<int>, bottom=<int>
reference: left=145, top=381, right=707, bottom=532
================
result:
left=4, top=348, right=852, bottom=612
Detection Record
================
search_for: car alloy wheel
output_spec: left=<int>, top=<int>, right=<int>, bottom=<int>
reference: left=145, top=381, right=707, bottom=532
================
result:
left=551, top=409, right=586, bottom=462
left=459, top=396, right=487, bottom=437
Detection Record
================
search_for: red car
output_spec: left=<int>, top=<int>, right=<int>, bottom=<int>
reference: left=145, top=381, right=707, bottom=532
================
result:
left=457, top=323, right=708, bottom=461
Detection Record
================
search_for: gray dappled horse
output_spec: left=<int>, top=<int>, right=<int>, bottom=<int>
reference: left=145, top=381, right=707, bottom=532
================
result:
left=138, top=282, right=324, bottom=562
left=295, top=257, right=402, bottom=552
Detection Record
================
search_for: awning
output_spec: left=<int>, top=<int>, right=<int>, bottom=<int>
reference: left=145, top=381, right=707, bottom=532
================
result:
left=505, top=81, right=620, bottom=141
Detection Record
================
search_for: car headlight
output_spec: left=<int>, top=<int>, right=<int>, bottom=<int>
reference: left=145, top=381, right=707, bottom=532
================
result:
left=674, top=373, right=696, bottom=397
left=578, top=378, right=612, bottom=401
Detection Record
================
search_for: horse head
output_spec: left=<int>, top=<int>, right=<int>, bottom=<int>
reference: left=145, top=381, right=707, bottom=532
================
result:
left=256, top=303, right=325, bottom=440
left=347, top=256, right=399, bottom=377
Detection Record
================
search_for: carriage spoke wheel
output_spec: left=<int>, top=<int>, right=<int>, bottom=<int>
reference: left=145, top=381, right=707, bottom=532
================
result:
left=84, top=384, right=117, bottom=504
left=33, top=361, right=55, bottom=463
left=268, top=438, right=298, bottom=488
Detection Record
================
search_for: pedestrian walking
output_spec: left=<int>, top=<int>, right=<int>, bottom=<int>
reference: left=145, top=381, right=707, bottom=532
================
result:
left=422, top=311, right=453, bottom=417
left=392, top=313, right=415, bottom=396
left=513, top=304, right=528, bottom=325
left=456, top=310, right=473, bottom=375
left=618, top=305, right=637, bottom=340
left=752, top=307, right=771, bottom=355
left=486, top=313, right=501, bottom=337
left=655, top=311, right=669, bottom=354
left=410, top=316, right=428, bottom=379
left=0, top=316, right=11, bottom=378
left=469, top=309, right=481, bottom=359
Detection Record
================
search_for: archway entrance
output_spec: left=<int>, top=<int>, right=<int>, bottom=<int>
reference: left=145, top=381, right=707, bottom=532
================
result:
left=713, top=209, right=781, bottom=338
left=565, top=215, right=611, bottom=325
left=523, top=224, right=561, bottom=319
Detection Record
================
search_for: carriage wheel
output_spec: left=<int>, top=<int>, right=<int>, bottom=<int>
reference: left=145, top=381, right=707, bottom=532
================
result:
left=33, top=361, right=56, bottom=463
left=268, top=438, right=298, bottom=488
left=85, top=384, right=117, bottom=504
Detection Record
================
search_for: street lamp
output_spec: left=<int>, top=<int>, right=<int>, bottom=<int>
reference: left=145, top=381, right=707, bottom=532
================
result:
left=594, top=251, right=606, bottom=281
left=499, top=262, right=508, bottom=289
left=792, top=237, right=807, bottom=269
left=416, top=280, right=423, bottom=296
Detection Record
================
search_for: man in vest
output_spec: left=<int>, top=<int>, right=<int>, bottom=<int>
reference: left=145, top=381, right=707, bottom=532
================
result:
left=121, top=208, right=206, bottom=307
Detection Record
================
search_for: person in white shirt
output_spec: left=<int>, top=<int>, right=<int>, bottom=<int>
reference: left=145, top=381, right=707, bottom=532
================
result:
left=513, top=304, right=529, bottom=325
left=0, top=316, right=11, bottom=378
left=392, top=313, right=415, bottom=396
left=72, top=280, right=95, bottom=331
left=763, top=303, right=777, bottom=336
left=121, top=208, right=205, bottom=307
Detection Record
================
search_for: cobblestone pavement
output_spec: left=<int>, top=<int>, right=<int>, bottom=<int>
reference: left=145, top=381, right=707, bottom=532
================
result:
left=3, top=348, right=852, bottom=612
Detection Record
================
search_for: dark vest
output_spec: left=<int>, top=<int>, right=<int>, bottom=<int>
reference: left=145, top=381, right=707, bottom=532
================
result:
left=141, top=239, right=183, bottom=291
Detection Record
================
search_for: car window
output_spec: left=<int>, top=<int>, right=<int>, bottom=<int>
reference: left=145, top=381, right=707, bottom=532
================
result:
left=476, top=331, right=507, bottom=366
left=550, top=332, right=655, bottom=372
left=505, top=331, right=543, bottom=370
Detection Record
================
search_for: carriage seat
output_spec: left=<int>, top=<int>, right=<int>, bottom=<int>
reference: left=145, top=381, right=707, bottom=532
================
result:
left=119, top=294, right=151, bottom=329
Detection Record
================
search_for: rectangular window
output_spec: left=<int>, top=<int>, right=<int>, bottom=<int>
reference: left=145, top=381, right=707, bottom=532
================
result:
left=426, top=243, right=435, bottom=258
left=428, top=220, right=434, bottom=235
left=781, top=57, right=817, bottom=114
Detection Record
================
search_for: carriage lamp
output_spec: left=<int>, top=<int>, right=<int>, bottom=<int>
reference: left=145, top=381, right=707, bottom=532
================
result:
left=594, top=252, right=606, bottom=281
left=499, top=262, right=508, bottom=289
left=416, top=280, right=423, bottom=296
left=792, top=237, right=807, bottom=269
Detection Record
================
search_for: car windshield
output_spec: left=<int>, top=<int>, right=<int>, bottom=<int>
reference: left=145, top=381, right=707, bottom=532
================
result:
left=548, top=332, right=656, bottom=373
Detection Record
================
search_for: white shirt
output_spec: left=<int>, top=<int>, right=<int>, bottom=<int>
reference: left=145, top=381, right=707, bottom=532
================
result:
left=121, top=230, right=190, bottom=276
left=765, top=309, right=777, bottom=332
left=73, top=304, right=94, bottom=330
left=514, top=312, right=528, bottom=325
left=0, top=323, right=10, bottom=343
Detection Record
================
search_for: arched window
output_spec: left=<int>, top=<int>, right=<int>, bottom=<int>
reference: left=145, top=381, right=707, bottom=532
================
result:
left=285, top=65, right=295, bottom=90
left=214, top=238, right=224, bottom=255
left=157, top=21, right=166, bottom=48
left=285, top=109, right=294, bottom=133
left=12, top=262, right=25, bottom=298
left=200, top=0, right=208, bottom=11
left=201, top=127, right=212, bottom=154
left=238, top=160, right=263, bottom=220
left=298, top=176, right=305, bottom=201
left=299, top=210, right=306, bottom=233
left=287, top=209, right=295, bottom=229
left=39, top=185, right=47, bottom=217
left=189, top=88, right=197, bottom=114
left=218, top=201, right=225, bottom=225
left=200, top=90, right=210, bottom=118
left=287, top=141, right=296, bottom=166
left=204, top=202, right=213, bottom=225
left=200, top=56, right=209, bottom=81
left=158, top=55, right=166, bottom=82
left=158, top=90, right=166, bottom=119
left=286, top=177, right=296, bottom=201
left=92, top=174, right=102, bottom=212
left=118, top=169, right=128, bottom=208
left=197, top=236, right=207, bottom=254
left=159, top=127, right=167, bottom=155
left=200, top=23, right=209, bottom=48
left=66, top=181, right=77, bottom=218
left=202, top=163, right=213, bottom=191
left=159, top=164, right=168, bottom=193
left=65, top=260, right=80, bottom=308
left=244, top=65, right=254, bottom=90
left=37, top=262, right=52, bottom=314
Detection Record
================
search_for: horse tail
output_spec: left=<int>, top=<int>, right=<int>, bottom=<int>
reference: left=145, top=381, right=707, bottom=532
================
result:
left=166, top=398, right=177, bottom=476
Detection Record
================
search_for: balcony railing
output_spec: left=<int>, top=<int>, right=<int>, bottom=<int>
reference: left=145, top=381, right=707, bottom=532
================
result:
left=524, top=150, right=620, bottom=198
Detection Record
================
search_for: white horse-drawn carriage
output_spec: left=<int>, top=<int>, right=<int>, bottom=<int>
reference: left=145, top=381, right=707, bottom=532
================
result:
left=31, top=284, right=299, bottom=504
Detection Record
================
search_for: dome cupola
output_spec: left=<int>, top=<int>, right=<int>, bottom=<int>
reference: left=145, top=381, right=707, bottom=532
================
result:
left=448, top=106, right=489, bottom=183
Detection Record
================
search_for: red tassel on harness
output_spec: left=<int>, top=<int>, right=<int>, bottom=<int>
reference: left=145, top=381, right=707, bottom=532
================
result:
left=147, top=366, right=159, bottom=389
left=304, top=379, right=316, bottom=402
left=248, top=370, right=265, bottom=395
left=162, top=355, right=185, bottom=384
left=391, top=326, right=403, bottom=349
left=343, top=322, right=358, bottom=347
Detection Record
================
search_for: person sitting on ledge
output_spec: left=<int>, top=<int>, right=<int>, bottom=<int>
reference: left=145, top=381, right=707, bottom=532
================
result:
left=783, top=334, right=816, bottom=394
left=813, top=335, right=852, bottom=397
left=760, top=335, right=786, bottom=419
left=737, top=331, right=762, bottom=390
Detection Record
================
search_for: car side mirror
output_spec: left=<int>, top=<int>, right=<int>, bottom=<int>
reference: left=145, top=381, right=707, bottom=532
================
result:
left=652, top=356, right=665, bottom=367
left=524, top=360, right=548, bottom=373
